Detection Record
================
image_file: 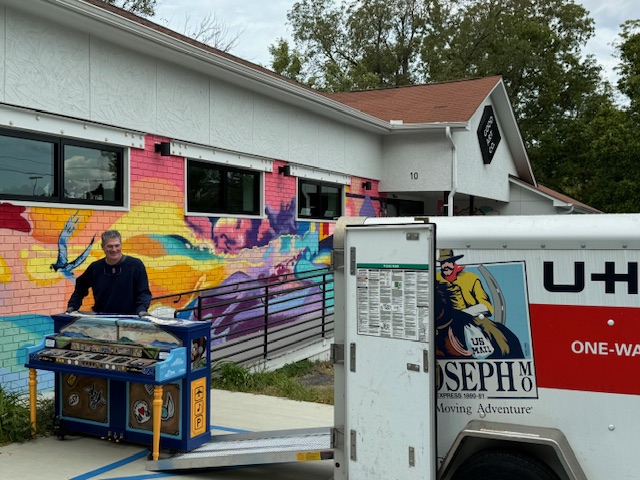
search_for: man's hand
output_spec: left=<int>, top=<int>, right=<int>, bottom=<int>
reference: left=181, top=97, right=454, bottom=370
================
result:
left=66, top=307, right=76, bottom=313
left=138, top=311, right=150, bottom=317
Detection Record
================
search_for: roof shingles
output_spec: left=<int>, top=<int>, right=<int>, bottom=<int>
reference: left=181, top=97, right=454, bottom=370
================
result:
left=327, top=77, right=502, bottom=124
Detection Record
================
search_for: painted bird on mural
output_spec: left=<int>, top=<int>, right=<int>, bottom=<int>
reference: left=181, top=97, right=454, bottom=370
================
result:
left=50, top=211, right=95, bottom=281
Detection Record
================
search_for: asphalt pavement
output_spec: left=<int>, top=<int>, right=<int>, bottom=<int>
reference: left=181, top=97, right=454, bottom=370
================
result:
left=0, top=390, right=334, bottom=480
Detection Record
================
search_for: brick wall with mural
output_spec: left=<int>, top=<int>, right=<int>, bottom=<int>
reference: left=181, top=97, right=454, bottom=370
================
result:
left=0, top=135, right=385, bottom=392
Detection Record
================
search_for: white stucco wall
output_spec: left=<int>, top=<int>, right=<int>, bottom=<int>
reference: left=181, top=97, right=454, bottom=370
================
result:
left=454, top=101, right=518, bottom=202
left=500, top=183, right=559, bottom=215
left=380, top=131, right=452, bottom=192
left=0, top=6, right=383, bottom=180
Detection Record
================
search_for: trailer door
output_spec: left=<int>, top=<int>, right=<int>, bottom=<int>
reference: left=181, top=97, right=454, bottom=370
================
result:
left=340, top=223, right=436, bottom=480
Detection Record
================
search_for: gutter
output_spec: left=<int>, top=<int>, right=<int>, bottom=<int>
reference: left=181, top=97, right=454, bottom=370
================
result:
left=445, top=126, right=457, bottom=216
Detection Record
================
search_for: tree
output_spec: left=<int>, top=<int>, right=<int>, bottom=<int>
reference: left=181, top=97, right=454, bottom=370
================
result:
left=616, top=20, right=640, bottom=113
left=157, top=12, right=244, bottom=52
left=274, top=0, right=626, bottom=209
left=269, top=39, right=305, bottom=83
left=421, top=0, right=603, bottom=148
left=100, top=0, right=156, bottom=17
left=273, top=0, right=427, bottom=91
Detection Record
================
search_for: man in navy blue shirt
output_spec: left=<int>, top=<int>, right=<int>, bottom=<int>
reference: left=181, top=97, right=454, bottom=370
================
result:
left=67, top=230, right=151, bottom=316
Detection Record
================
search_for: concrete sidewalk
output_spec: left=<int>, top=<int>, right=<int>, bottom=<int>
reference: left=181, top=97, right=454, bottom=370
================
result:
left=0, top=390, right=334, bottom=480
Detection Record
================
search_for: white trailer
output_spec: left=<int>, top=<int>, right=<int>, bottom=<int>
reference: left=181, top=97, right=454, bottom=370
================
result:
left=150, top=214, right=640, bottom=479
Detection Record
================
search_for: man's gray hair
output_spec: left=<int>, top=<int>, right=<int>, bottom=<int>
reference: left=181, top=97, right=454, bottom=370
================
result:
left=101, top=229, right=122, bottom=246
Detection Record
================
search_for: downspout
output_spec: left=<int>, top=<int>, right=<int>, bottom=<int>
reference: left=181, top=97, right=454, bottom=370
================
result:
left=446, top=126, right=457, bottom=217
left=559, top=204, right=575, bottom=214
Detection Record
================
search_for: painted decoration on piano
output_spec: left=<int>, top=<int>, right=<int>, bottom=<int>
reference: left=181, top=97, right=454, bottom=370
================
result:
left=61, top=374, right=108, bottom=423
left=129, top=383, right=180, bottom=436
left=191, top=337, right=207, bottom=371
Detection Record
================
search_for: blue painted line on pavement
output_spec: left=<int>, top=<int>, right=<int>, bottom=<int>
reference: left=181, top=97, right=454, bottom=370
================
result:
left=103, top=473, right=178, bottom=479
left=210, top=424, right=249, bottom=433
left=70, top=450, right=149, bottom=480
left=71, top=426, right=251, bottom=479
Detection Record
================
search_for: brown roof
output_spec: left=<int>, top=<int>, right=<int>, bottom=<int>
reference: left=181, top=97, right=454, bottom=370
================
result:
left=536, top=184, right=601, bottom=213
left=326, top=77, right=502, bottom=124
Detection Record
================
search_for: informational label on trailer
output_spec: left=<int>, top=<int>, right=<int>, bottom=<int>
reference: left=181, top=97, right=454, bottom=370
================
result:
left=356, top=263, right=430, bottom=341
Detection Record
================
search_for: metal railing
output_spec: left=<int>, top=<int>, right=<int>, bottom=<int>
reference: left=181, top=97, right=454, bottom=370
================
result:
left=152, top=268, right=334, bottom=367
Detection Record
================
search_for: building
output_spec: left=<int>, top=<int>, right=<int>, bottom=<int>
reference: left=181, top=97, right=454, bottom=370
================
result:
left=0, top=0, right=596, bottom=391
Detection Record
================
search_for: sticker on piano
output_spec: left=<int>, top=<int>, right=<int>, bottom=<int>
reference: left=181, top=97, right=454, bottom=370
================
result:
left=68, top=393, right=80, bottom=407
left=83, top=384, right=107, bottom=411
left=162, top=392, right=175, bottom=421
left=133, top=400, right=152, bottom=424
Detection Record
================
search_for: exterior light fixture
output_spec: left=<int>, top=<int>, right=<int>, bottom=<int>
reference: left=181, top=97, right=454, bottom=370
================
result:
left=154, top=142, right=172, bottom=156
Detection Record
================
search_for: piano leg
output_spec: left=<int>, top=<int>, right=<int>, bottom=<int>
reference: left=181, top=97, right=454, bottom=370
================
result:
left=152, top=385, right=163, bottom=461
left=29, top=368, right=37, bottom=436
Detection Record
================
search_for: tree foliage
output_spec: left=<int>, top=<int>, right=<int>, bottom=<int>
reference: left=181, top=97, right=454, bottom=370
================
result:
left=277, top=0, right=428, bottom=91
left=616, top=20, right=640, bottom=113
left=273, top=0, right=640, bottom=213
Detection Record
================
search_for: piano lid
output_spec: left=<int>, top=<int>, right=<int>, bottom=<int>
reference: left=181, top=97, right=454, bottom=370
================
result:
left=55, top=316, right=182, bottom=349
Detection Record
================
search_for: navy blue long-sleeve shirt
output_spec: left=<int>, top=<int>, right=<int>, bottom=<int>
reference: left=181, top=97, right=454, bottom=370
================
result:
left=67, top=255, right=151, bottom=315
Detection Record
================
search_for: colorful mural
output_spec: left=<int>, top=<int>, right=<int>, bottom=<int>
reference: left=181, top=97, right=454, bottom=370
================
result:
left=0, top=136, right=385, bottom=392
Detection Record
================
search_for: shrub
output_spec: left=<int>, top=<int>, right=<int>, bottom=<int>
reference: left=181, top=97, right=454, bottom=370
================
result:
left=0, top=384, right=55, bottom=446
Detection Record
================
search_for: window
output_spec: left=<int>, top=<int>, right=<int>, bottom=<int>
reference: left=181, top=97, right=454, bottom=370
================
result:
left=187, top=159, right=261, bottom=215
left=298, top=179, right=343, bottom=220
left=0, top=128, right=124, bottom=206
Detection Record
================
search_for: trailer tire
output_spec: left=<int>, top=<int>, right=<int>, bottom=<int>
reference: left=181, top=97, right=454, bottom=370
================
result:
left=452, top=449, right=559, bottom=480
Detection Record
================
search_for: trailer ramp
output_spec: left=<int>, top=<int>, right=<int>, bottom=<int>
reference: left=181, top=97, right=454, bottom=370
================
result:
left=146, top=427, right=333, bottom=471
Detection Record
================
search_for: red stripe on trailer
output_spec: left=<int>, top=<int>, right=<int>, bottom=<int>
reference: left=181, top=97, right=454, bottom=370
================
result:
left=530, top=304, right=640, bottom=396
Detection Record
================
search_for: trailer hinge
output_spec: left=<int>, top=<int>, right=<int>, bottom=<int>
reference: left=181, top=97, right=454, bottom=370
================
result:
left=409, top=446, right=415, bottom=467
left=332, top=249, right=344, bottom=270
left=331, top=427, right=344, bottom=449
left=423, top=349, right=429, bottom=372
left=331, top=344, right=344, bottom=365
left=350, top=429, right=357, bottom=461
left=350, top=343, right=356, bottom=372
left=350, top=247, right=356, bottom=275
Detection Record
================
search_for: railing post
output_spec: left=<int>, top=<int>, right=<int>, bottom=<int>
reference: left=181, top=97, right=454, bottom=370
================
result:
left=263, top=283, right=269, bottom=359
left=321, top=272, right=327, bottom=338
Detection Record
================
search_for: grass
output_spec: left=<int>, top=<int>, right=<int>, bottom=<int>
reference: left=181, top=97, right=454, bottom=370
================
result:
left=211, top=359, right=334, bottom=405
left=0, top=384, right=55, bottom=446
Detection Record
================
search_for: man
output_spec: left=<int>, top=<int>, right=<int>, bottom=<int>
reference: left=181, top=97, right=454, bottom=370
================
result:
left=435, top=249, right=523, bottom=359
left=436, top=249, right=493, bottom=317
left=67, top=230, right=151, bottom=316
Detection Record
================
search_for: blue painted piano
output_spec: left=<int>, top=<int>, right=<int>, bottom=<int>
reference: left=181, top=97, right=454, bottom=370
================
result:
left=26, top=313, right=211, bottom=457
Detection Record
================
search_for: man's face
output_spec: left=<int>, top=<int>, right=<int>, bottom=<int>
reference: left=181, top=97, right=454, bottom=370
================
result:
left=441, top=260, right=454, bottom=276
left=102, top=238, right=123, bottom=264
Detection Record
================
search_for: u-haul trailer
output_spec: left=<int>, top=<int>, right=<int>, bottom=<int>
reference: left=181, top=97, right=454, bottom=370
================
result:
left=150, top=214, right=640, bottom=479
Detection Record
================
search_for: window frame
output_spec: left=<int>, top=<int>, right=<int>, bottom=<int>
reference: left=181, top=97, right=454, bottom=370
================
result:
left=297, top=178, right=344, bottom=221
left=185, top=159, right=263, bottom=217
left=0, top=127, right=125, bottom=207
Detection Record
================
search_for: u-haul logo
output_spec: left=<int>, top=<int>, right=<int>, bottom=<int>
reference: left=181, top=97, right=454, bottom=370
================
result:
left=544, top=261, right=638, bottom=294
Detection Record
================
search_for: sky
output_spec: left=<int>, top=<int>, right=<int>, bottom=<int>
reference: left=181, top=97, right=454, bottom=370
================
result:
left=152, top=0, right=638, bottom=87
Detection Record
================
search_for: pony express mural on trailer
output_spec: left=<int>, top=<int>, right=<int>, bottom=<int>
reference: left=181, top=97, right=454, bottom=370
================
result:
left=434, top=248, right=537, bottom=416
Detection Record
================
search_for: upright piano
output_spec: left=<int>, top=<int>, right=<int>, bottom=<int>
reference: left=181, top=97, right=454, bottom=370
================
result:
left=25, top=313, right=211, bottom=458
